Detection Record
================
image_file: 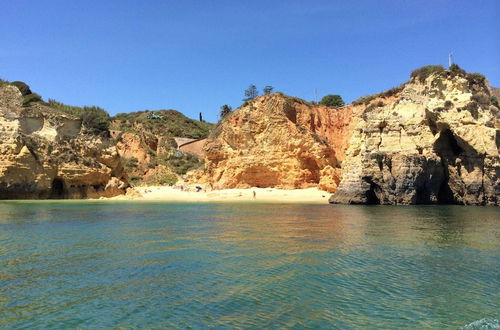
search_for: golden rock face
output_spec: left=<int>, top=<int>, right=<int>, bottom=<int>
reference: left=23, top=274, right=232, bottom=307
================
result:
left=331, top=73, right=499, bottom=205
left=201, top=94, right=357, bottom=192
left=202, top=73, right=499, bottom=205
left=0, top=85, right=127, bottom=199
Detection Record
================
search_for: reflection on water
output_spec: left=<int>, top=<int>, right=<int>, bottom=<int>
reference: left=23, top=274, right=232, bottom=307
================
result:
left=0, top=202, right=498, bottom=328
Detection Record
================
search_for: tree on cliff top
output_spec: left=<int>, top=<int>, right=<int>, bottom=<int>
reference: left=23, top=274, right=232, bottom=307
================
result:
left=320, top=94, right=345, bottom=108
left=220, top=104, right=232, bottom=119
left=243, top=84, right=258, bottom=101
left=263, top=86, right=274, bottom=95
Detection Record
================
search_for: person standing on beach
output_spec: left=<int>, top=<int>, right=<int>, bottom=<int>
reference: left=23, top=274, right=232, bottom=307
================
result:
left=253, top=190, right=256, bottom=199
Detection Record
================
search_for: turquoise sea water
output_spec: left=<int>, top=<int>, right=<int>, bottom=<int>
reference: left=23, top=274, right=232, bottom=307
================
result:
left=0, top=202, right=498, bottom=329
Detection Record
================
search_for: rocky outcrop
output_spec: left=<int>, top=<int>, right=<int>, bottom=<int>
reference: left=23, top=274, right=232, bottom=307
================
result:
left=330, top=71, right=499, bottom=205
left=201, top=69, right=499, bottom=205
left=178, top=138, right=207, bottom=158
left=202, top=94, right=357, bottom=191
left=0, top=85, right=127, bottom=199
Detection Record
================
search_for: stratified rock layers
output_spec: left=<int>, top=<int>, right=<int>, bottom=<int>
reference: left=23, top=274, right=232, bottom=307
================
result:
left=203, top=72, right=499, bottom=205
left=202, top=94, right=357, bottom=191
left=330, top=73, right=499, bottom=205
left=0, top=85, right=127, bottom=199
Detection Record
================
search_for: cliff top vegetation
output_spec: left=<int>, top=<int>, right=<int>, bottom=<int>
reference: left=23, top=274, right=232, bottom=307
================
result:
left=111, top=110, right=213, bottom=140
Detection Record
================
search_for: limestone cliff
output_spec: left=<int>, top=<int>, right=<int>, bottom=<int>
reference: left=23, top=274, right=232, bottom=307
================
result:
left=330, top=70, right=499, bottom=205
left=0, top=84, right=127, bottom=199
left=202, top=94, right=357, bottom=191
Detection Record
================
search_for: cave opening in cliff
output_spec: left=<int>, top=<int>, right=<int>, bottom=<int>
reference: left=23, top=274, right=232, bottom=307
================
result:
left=365, top=181, right=381, bottom=205
left=434, top=129, right=462, bottom=204
left=50, top=178, right=66, bottom=199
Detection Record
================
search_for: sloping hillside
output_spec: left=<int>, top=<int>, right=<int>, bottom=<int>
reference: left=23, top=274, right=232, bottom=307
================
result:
left=110, top=110, right=214, bottom=186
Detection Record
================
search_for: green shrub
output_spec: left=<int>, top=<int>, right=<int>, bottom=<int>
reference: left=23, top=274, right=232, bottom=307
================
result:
left=156, top=174, right=177, bottom=185
left=143, top=171, right=178, bottom=186
left=129, top=175, right=142, bottom=186
left=122, top=157, right=139, bottom=170
left=410, top=65, right=445, bottom=82
left=449, top=64, right=466, bottom=76
left=22, top=93, right=42, bottom=105
left=158, top=153, right=203, bottom=175
left=10, top=81, right=32, bottom=96
left=466, top=73, right=486, bottom=85
left=220, top=104, right=232, bottom=118
left=80, top=106, right=110, bottom=134
left=112, top=110, right=213, bottom=140
left=491, top=96, right=499, bottom=107
left=48, top=99, right=110, bottom=135
left=319, top=94, right=345, bottom=108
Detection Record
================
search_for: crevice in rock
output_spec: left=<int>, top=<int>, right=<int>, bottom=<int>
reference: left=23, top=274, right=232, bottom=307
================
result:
left=425, top=108, right=438, bottom=135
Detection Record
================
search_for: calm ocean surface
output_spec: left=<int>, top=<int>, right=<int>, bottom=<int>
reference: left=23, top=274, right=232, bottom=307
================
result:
left=0, top=202, right=498, bottom=329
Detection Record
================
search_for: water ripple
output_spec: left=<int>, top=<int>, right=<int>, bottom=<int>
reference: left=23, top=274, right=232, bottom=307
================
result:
left=0, top=202, right=498, bottom=328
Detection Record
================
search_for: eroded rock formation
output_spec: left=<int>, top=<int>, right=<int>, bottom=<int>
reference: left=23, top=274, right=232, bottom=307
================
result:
left=202, top=94, right=357, bottom=191
left=0, top=85, right=127, bottom=199
left=202, top=70, right=499, bottom=205
left=330, top=71, right=499, bottom=205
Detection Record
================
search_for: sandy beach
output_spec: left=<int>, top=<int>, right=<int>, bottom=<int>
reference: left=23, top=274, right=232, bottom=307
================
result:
left=112, top=186, right=332, bottom=203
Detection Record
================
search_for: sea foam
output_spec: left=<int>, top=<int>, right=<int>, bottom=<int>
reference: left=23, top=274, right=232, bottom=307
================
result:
left=462, top=318, right=500, bottom=330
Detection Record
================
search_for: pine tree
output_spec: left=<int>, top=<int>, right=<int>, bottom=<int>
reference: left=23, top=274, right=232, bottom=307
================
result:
left=243, top=84, right=258, bottom=101
left=220, top=105, right=232, bottom=119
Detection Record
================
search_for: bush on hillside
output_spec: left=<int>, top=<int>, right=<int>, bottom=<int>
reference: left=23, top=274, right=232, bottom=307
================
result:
left=319, top=94, right=345, bottom=108
left=48, top=99, right=110, bottom=135
left=121, top=157, right=139, bottom=170
left=466, top=73, right=486, bottom=85
left=220, top=104, right=232, bottom=118
left=80, top=106, right=110, bottom=134
left=410, top=65, right=445, bottom=82
left=157, top=153, right=203, bottom=175
left=491, top=96, right=499, bottom=107
left=449, top=64, right=466, bottom=76
left=22, top=93, right=42, bottom=105
left=10, top=81, right=33, bottom=96
left=112, top=110, right=213, bottom=140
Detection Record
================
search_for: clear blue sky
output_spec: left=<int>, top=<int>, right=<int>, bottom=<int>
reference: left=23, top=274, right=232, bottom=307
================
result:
left=1, top=0, right=499, bottom=122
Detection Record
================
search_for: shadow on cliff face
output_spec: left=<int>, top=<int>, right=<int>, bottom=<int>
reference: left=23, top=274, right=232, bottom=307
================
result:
left=366, top=181, right=381, bottom=204
left=432, top=128, right=488, bottom=205
left=433, top=129, right=462, bottom=204
left=50, top=178, right=66, bottom=199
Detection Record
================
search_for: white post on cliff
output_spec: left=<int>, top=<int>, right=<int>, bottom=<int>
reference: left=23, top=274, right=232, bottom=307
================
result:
left=448, top=52, right=453, bottom=68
